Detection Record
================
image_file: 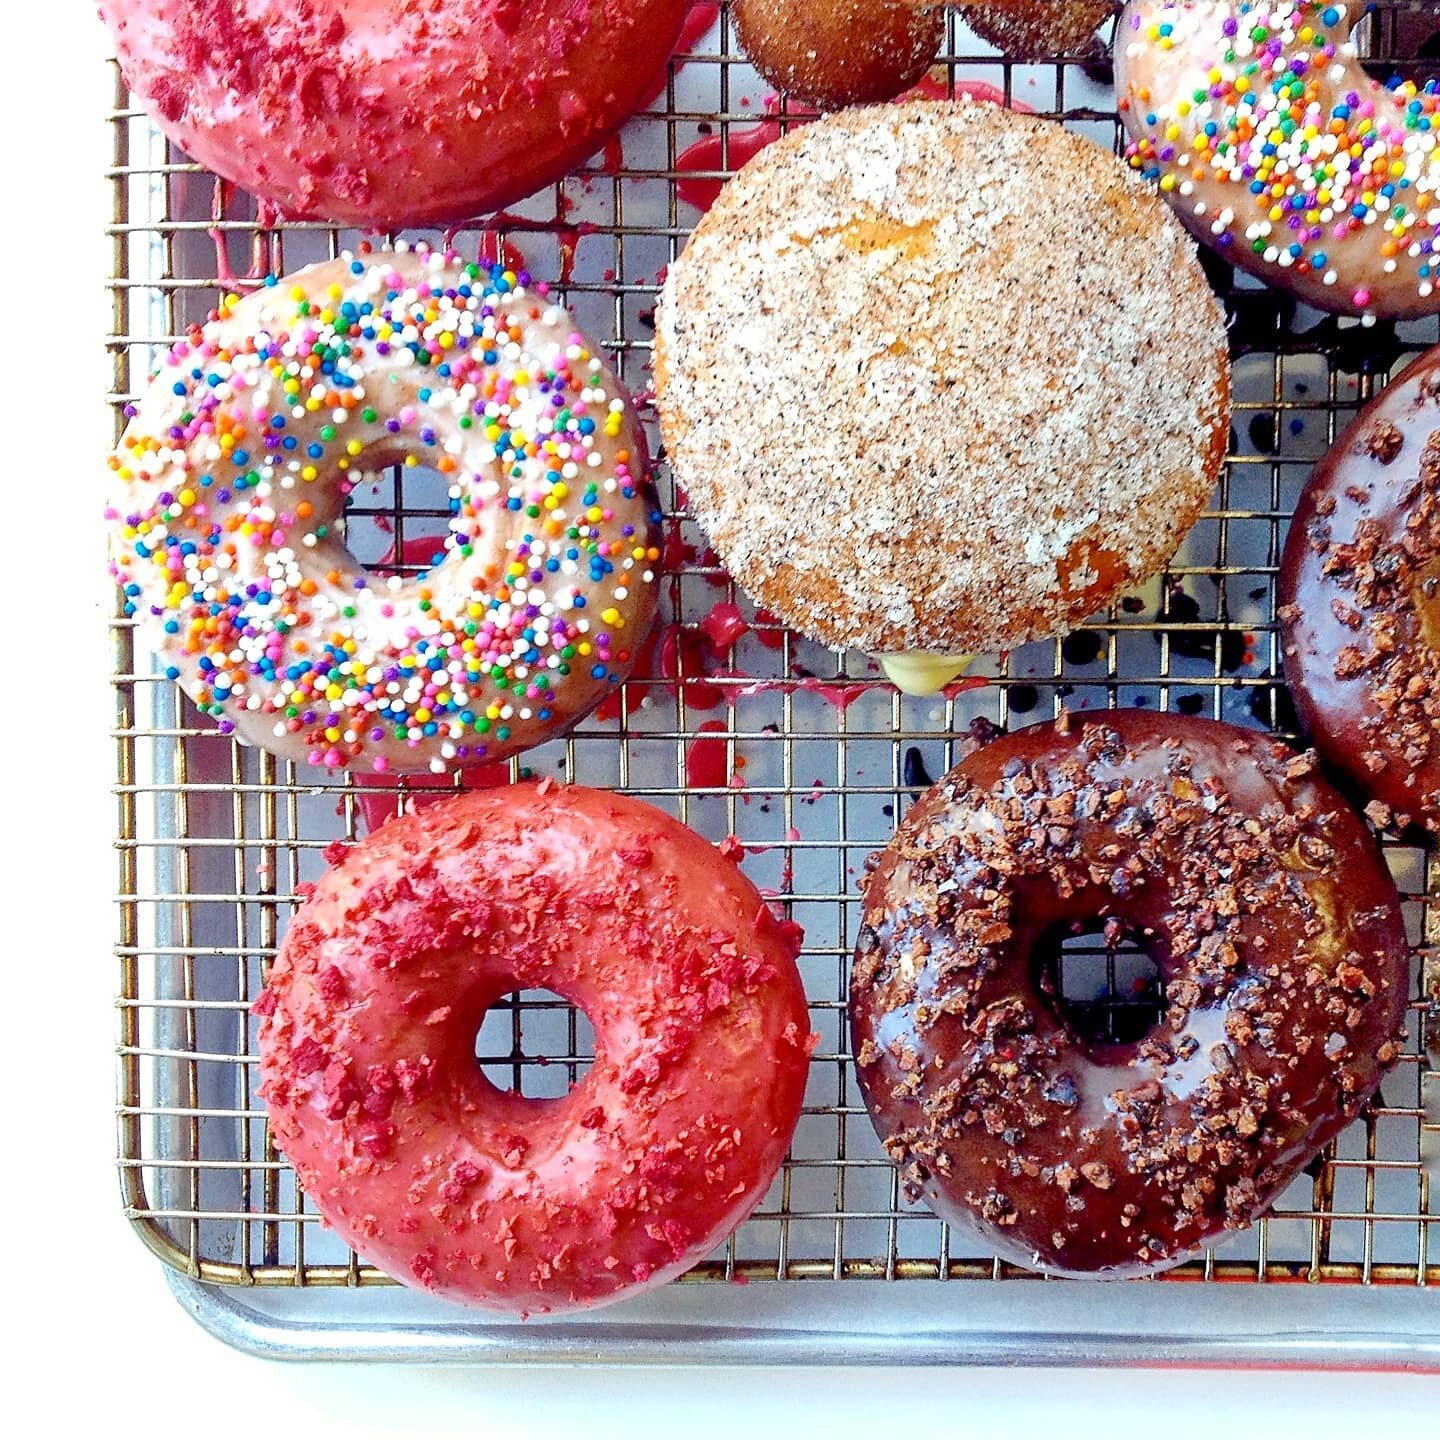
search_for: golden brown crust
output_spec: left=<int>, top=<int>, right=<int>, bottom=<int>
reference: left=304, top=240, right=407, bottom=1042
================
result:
left=655, top=101, right=1231, bottom=656
left=733, top=0, right=945, bottom=109
left=959, top=1, right=1117, bottom=56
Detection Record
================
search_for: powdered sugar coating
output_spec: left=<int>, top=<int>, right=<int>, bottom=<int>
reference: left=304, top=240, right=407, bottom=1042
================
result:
left=654, top=101, right=1231, bottom=655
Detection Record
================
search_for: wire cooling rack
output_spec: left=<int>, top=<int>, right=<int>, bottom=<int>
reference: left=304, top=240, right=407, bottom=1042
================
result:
left=110, top=2, right=1440, bottom=1365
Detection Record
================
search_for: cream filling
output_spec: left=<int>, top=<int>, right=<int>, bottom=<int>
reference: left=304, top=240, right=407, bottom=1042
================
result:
left=878, top=651, right=974, bottom=696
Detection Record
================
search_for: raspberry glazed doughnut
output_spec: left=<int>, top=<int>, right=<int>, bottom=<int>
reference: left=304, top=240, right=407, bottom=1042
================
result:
left=1279, top=344, right=1440, bottom=832
left=1117, top=1, right=1440, bottom=324
left=256, top=781, right=815, bottom=1313
left=97, top=0, right=688, bottom=227
left=852, top=709, right=1409, bottom=1276
left=654, top=100, right=1231, bottom=696
left=106, top=245, right=660, bottom=775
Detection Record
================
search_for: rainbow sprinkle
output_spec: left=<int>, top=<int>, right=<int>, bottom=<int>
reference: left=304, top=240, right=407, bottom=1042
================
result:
left=106, top=244, right=661, bottom=774
left=1121, top=1, right=1439, bottom=321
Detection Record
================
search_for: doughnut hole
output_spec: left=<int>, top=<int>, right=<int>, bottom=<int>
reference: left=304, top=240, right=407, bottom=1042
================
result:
left=733, top=0, right=945, bottom=109
left=473, top=987, right=596, bottom=1101
left=1032, top=918, right=1166, bottom=1055
left=329, top=455, right=456, bottom=583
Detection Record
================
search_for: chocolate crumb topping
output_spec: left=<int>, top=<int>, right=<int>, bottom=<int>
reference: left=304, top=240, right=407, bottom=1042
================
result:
left=851, top=710, right=1409, bottom=1278
left=1365, top=420, right=1405, bottom=464
left=1279, top=346, right=1440, bottom=832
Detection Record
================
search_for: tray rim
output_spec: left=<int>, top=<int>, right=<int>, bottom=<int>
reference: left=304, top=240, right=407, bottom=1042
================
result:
left=163, top=1271, right=1440, bottom=1370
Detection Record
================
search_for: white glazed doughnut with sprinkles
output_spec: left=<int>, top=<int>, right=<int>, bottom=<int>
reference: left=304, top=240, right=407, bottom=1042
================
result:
left=1117, top=1, right=1440, bottom=323
left=107, top=245, right=661, bottom=774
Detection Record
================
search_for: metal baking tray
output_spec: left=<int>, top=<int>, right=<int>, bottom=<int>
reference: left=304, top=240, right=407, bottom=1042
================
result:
left=109, top=2, right=1439, bottom=1367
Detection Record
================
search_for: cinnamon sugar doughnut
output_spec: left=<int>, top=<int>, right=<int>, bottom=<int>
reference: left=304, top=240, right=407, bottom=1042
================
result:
left=733, top=0, right=945, bottom=109
left=959, top=1, right=1117, bottom=57
left=654, top=101, right=1231, bottom=688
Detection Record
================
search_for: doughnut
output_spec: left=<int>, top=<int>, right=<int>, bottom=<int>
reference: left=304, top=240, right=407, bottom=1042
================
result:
left=1117, top=1, right=1440, bottom=324
left=654, top=101, right=1231, bottom=695
left=256, top=780, right=815, bottom=1313
left=959, top=1, right=1117, bottom=57
left=851, top=709, right=1410, bottom=1276
left=733, top=0, right=945, bottom=109
left=106, top=245, right=660, bottom=775
left=1279, top=344, right=1440, bottom=833
left=98, top=0, right=688, bottom=227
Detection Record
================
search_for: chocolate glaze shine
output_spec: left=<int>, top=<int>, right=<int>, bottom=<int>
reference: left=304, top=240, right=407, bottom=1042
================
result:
left=851, top=711, right=1408, bottom=1277
left=1279, top=345, right=1440, bottom=833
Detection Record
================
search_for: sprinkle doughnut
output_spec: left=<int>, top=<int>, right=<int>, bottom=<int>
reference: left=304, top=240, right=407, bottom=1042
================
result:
left=958, top=1, right=1117, bottom=57
left=733, top=0, right=946, bottom=109
left=852, top=710, right=1409, bottom=1276
left=98, top=0, right=688, bottom=227
left=654, top=101, right=1230, bottom=689
left=1117, top=1, right=1440, bottom=324
left=256, top=781, right=815, bottom=1313
left=106, top=246, right=660, bottom=775
left=1279, top=344, right=1440, bottom=832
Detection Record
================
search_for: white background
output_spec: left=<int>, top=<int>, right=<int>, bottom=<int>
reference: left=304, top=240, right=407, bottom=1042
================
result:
left=2, top=3, right=1434, bottom=1433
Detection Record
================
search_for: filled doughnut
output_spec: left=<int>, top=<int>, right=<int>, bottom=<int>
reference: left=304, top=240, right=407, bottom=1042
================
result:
left=98, top=0, right=688, bottom=227
left=654, top=101, right=1231, bottom=695
left=107, top=245, right=660, bottom=775
left=1117, top=0, right=1440, bottom=323
left=733, top=0, right=946, bottom=109
left=256, top=781, right=816, bottom=1314
left=1279, top=344, right=1440, bottom=832
left=852, top=709, right=1409, bottom=1276
left=959, top=1, right=1117, bottom=57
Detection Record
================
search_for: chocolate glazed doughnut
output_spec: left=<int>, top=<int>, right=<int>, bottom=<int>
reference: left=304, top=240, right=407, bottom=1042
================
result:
left=1279, top=345, right=1440, bottom=833
left=851, top=710, right=1409, bottom=1277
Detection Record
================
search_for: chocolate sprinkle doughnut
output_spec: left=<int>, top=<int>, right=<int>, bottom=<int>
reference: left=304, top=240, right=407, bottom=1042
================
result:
left=851, top=710, right=1409, bottom=1276
left=1279, top=345, right=1440, bottom=833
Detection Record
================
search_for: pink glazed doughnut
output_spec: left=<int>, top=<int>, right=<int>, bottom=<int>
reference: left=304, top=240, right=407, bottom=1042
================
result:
left=256, top=781, right=816, bottom=1314
left=98, top=0, right=689, bottom=227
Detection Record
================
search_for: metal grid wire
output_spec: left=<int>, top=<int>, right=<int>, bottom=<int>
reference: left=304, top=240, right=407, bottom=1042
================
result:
left=112, top=2, right=1439, bottom=1294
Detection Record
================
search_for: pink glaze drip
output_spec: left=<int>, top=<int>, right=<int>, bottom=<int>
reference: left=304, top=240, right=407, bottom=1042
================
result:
left=640, top=1, right=721, bottom=109
left=477, top=230, right=528, bottom=273
left=698, top=601, right=748, bottom=655
left=686, top=720, right=730, bottom=787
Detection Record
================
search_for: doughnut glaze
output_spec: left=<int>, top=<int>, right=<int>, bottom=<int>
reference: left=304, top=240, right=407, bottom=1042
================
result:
left=852, top=710, right=1409, bottom=1276
left=1117, top=1, right=1440, bottom=323
left=106, top=246, right=660, bottom=775
left=733, top=0, right=945, bottom=109
left=1279, top=344, right=1440, bottom=832
left=655, top=101, right=1230, bottom=668
left=98, top=0, right=688, bottom=227
left=256, top=781, right=816, bottom=1313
